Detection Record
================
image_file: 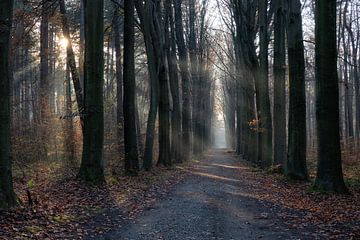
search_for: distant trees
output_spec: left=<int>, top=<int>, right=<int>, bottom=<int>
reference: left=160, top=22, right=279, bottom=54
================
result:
left=219, top=0, right=352, bottom=193
left=314, top=0, right=348, bottom=193
left=0, top=0, right=17, bottom=209
left=78, top=0, right=105, bottom=183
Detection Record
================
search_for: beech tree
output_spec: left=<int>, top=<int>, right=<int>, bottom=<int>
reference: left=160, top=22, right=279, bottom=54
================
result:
left=286, top=0, right=308, bottom=180
left=123, top=0, right=139, bottom=175
left=314, top=0, right=348, bottom=193
left=273, top=0, right=286, bottom=166
left=39, top=0, right=51, bottom=159
left=257, top=0, right=273, bottom=168
left=174, top=0, right=191, bottom=162
left=0, top=0, right=17, bottom=209
left=78, top=0, right=105, bottom=183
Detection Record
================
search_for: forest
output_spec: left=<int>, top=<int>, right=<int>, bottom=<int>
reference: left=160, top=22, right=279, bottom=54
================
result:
left=0, top=0, right=359, bottom=239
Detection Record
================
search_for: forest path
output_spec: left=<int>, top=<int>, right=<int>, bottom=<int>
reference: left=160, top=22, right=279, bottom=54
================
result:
left=96, top=149, right=306, bottom=240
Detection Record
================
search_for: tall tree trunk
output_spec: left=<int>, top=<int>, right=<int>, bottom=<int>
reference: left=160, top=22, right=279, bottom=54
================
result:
left=79, top=0, right=85, bottom=93
left=166, top=0, right=182, bottom=163
left=286, top=0, right=308, bottom=180
left=0, top=0, right=17, bottom=209
left=273, top=0, right=286, bottom=166
left=135, top=0, right=160, bottom=170
left=78, top=0, right=105, bottom=184
left=59, top=0, right=84, bottom=129
left=39, top=0, right=51, bottom=159
left=257, top=0, right=273, bottom=168
left=150, top=1, right=171, bottom=167
left=113, top=5, right=124, bottom=154
left=174, top=0, right=191, bottom=162
left=123, top=0, right=139, bottom=175
left=189, top=0, right=199, bottom=155
left=314, top=0, right=348, bottom=193
left=65, top=63, right=75, bottom=164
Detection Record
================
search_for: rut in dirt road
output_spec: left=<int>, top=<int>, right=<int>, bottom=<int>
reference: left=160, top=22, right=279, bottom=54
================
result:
left=96, top=149, right=307, bottom=240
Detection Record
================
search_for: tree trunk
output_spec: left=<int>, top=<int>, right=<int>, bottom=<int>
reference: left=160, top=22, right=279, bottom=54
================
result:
left=286, top=0, right=308, bottom=180
left=135, top=0, right=160, bottom=170
left=273, top=0, right=286, bottom=166
left=166, top=0, right=182, bottom=163
left=64, top=63, right=75, bottom=164
left=314, top=0, right=348, bottom=193
left=189, top=0, right=199, bottom=155
left=123, top=0, right=139, bottom=175
left=257, top=0, right=273, bottom=168
left=113, top=6, right=124, bottom=155
left=59, top=0, right=84, bottom=129
left=174, top=0, right=191, bottom=162
left=77, top=0, right=105, bottom=184
left=0, top=0, right=17, bottom=209
left=39, top=0, right=51, bottom=159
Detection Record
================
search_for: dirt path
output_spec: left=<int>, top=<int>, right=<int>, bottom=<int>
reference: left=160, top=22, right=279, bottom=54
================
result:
left=95, top=149, right=308, bottom=240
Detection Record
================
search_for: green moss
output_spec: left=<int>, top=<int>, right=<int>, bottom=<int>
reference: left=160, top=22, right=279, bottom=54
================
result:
left=306, top=185, right=331, bottom=194
left=52, top=213, right=77, bottom=224
left=106, top=175, right=119, bottom=186
left=83, top=206, right=107, bottom=216
left=344, top=178, right=360, bottom=188
left=25, top=225, right=43, bottom=234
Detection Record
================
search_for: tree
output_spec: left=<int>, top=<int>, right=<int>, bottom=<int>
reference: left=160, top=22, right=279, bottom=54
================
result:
left=286, top=0, right=308, bottom=180
left=167, top=0, right=182, bottom=163
left=123, top=0, right=139, bottom=175
left=0, top=0, right=17, bottom=209
left=59, top=0, right=85, bottom=129
left=273, top=0, right=286, bottom=166
left=135, top=0, right=159, bottom=170
left=174, top=0, right=191, bottom=162
left=78, top=0, right=105, bottom=183
left=257, top=0, right=273, bottom=168
left=39, top=0, right=51, bottom=159
left=112, top=5, right=124, bottom=155
left=64, top=63, right=75, bottom=163
left=314, top=0, right=348, bottom=193
left=153, top=1, right=172, bottom=167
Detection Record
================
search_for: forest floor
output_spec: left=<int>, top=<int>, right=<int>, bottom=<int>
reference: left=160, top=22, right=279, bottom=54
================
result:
left=0, top=149, right=359, bottom=239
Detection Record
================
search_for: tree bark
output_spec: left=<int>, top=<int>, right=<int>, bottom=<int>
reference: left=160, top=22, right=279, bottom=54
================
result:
left=78, top=0, right=105, bottom=183
left=286, top=0, right=308, bottom=180
left=64, top=63, right=75, bottom=164
left=0, top=0, right=17, bottom=209
left=135, top=0, right=160, bottom=170
left=174, top=0, right=191, bottom=162
left=166, top=0, right=182, bottom=163
left=113, top=5, right=124, bottom=155
left=257, top=0, right=273, bottom=168
left=59, top=0, right=84, bottom=129
left=273, top=0, right=286, bottom=166
left=39, top=0, right=51, bottom=159
left=123, top=0, right=139, bottom=175
left=314, top=0, right=348, bottom=193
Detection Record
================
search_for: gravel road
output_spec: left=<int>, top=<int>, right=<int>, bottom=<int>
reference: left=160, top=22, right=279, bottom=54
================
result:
left=96, top=149, right=308, bottom=240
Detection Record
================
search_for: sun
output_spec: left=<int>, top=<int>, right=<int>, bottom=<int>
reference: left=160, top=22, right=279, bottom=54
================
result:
left=59, top=37, right=69, bottom=48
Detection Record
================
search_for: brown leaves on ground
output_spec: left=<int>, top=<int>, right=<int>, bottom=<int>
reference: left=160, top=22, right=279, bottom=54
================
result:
left=0, top=163, right=188, bottom=239
left=231, top=154, right=360, bottom=240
